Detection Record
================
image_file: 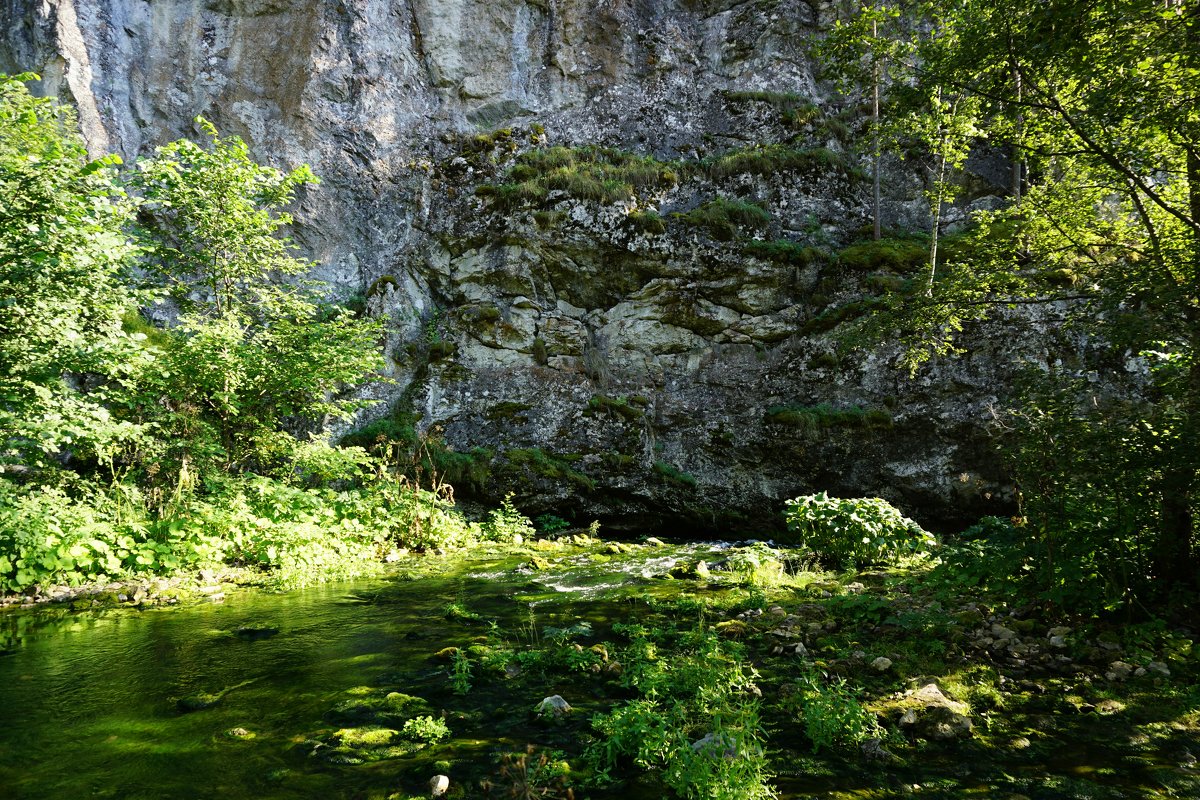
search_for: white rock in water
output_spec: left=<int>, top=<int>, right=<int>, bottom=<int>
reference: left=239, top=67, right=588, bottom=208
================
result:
left=536, top=695, right=571, bottom=716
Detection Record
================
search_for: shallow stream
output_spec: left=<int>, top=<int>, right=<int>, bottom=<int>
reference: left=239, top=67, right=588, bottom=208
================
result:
left=1, top=541, right=1196, bottom=800
left=0, top=542, right=734, bottom=800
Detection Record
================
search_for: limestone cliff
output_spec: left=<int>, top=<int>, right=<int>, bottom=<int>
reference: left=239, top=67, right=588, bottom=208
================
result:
left=1, top=0, right=1032, bottom=532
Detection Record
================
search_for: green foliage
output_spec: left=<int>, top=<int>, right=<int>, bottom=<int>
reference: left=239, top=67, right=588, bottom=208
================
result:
left=586, top=627, right=775, bottom=800
left=652, top=461, right=697, bottom=489
left=791, top=670, right=881, bottom=752
left=484, top=493, right=536, bottom=542
left=675, top=198, right=771, bottom=241
left=480, top=145, right=678, bottom=208
left=627, top=209, right=667, bottom=234
left=784, top=492, right=934, bottom=569
left=821, top=1, right=1200, bottom=599
left=724, top=543, right=787, bottom=588
left=0, top=73, right=144, bottom=468
left=448, top=648, right=473, bottom=695
left=703, top=145, right=851, bottom=180
left=401, top=715, right=450, bottom=743
left=837, top=236, right=930, bottom=273
left=502, top=448, right=594, bottom=492
left=765, top=404, right=892, bottom=436
left=534, top=514, right=571, bottom=535
left=134, top=117, right=317, bottom=314
left=743, top=239, right=825, bottom=266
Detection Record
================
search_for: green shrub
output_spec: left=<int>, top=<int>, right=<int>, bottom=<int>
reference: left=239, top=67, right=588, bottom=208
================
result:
left=725, top=543, right=787, bottom=588
left=792, top=671, right=880, bottom=752
left=764, top=404, right=892, bottom=436
left=743, top=239, right=825, bottom=266
left=676, top=199, right=771, bottom=241
left=484, top=493, right=537, bottom=542
left=481, top=146, right=678, bottom=209
left=586, top=629, right=775, bottom=800
left=535, top=514, right=572, bottom=535
left=703, top=145, right=848, bottom=180
left=784, top=492, right=935, bottom=568
left=628, top=209, right=667, bottom=234
left=652, top=461, right=698, bottom=489
left=837, top=237, right=929, bottom=273
left=401, top=715, right=451, bottom=743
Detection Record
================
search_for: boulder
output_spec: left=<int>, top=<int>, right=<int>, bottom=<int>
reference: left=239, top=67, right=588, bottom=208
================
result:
left=894, top=683, right=973, bottom=741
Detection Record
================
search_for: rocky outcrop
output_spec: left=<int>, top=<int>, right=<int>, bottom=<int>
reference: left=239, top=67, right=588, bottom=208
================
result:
left=1, top=0, right=1048, bottom=532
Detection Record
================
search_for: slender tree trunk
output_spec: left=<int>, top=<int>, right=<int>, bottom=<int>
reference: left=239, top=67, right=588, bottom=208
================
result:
left=872, top=15, right=882, bottom=241
left=1155, top=9, right=1200, bottom=591
left=1011, top=67, right=1023, bottom=203
left=1156, top=144, right=1200, bottom=590
left=926, top=151, right=947, bottom=297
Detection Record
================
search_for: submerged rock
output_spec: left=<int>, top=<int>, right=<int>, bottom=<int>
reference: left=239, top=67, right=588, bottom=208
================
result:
left=177, top=693, right=223, bottom=713
left=890, top=683, right=973, bottom=741
left=233, top=626, right=280, bottom=640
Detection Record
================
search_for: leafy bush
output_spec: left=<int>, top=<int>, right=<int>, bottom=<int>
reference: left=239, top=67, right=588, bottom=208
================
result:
left=401, top=715, right=450, bottom=743
left=482, top=494, right=535, bottom=542
left=784, top=492, right=934, bottom=568
left=703, top=144, right=848, bottom=180
left=587, top=629, right=775, bottom=800
left=675, top=199, right=771, bottom=241
left=792, top=671, right=880, bottom=752
left=535, top=514, right=571, bottom=535
left=480, top=146, right=678, bottom=209
left=725, top=543, right=787, bottom=588
left=764, top=404, right=892, bottom=436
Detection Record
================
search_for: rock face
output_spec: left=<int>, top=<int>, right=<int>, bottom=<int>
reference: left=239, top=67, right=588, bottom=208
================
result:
left=1, top=0, right=1052, bottom=531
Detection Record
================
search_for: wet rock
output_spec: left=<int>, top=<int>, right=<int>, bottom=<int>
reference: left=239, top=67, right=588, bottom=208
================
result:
left=991, top=623, right=1016, bottom=640
left=644, top=537, right=666, bottom=547
left=177, top=693, right=222, bottom=712
left=430, top=774, right=450, bottom=797
left=535, top=695, right=571, bottom=717
left=860, top=737, right=896, bottom=762
left=1147, top=661, right=1171, bottom=678
left=691, top=732, right=741, bottom=760
left=895, top=684, right=973, bottom=741
left=1105, top=661, right=1134, bottom=681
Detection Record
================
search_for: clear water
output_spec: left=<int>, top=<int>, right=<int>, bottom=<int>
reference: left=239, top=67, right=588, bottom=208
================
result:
left=0, top=544, right=727, bottom=800
left=1, top=543, right=1194, bottom=800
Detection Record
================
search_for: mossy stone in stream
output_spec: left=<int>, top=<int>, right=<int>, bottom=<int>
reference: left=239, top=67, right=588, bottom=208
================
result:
left=319, top=726, right=427, bottom=764
left=384, top=692, right=427, bottom=713
left=177, top=692, right=222, bottom=712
